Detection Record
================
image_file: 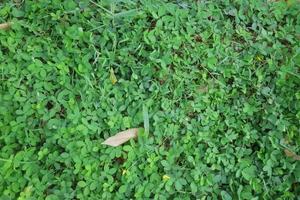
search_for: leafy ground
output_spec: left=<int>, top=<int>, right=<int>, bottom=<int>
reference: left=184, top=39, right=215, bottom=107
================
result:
left=0, top=0, right=300, bottom=199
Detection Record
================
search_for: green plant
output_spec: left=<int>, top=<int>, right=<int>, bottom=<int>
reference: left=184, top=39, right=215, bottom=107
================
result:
left=0, top=0, right=299, bottom=199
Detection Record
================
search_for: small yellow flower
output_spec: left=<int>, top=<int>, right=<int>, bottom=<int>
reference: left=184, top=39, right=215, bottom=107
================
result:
left=163, top=175, right=170, bottom=181
left=122, top=169, right=127, bottom=175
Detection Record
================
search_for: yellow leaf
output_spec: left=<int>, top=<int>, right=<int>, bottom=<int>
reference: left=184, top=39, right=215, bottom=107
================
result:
left=18, top=186, right=33, bottom=200
left=102, top=128, right=139, bottom=147
left=256, top=55, right=263, bottom=61
left=163, top=175, right=170, bottom=181
left=110, top=68, right=117, bottom=84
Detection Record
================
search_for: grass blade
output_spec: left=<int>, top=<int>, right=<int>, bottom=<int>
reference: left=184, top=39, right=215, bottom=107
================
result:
left=143, top=105, right=149, bottom=134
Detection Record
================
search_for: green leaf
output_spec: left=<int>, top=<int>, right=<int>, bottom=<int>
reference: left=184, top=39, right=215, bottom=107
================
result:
left=78, top=181, right=86, bottom=188
left=242, top=166, right=257, bottom=181
left=90, top=182, right=97, bottom=191
left=175, top=180, right=182, bottom=191
left=191, top=182, right=197, bottom=194
left=221, top=190, right=232, bottom=200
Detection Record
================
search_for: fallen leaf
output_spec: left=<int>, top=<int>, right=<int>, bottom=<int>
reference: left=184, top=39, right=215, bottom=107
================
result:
left=110, top=68, right=117, bottom=84
left=285, top=149, right=294, bottom=157
left=284, top=149, right=300, bottom=161
left=102, top=128, right=139, bottom=147
left=0, top=22, right=11, bottom=30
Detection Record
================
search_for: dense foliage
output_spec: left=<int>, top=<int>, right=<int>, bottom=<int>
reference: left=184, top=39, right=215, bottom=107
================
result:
left=0, top=0, right=300, bottom=199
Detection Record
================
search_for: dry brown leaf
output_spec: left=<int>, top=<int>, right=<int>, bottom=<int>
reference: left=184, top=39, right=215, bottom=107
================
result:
left=102, top=128, right=139, bottom=147
left=284, top=149, right=294, bottom=157
left=0, top=22, right=11, bottom=30
left=284, top=149, right=300, bottom=161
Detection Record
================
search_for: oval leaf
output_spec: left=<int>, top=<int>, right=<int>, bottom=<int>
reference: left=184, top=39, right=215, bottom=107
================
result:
left=0, top=22, right=11, bottom=30
left=102, top=128, right=139, bottom=147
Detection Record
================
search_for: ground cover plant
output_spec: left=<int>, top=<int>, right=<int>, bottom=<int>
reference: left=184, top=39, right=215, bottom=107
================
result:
left=0, top=0, right=300, bottom=199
